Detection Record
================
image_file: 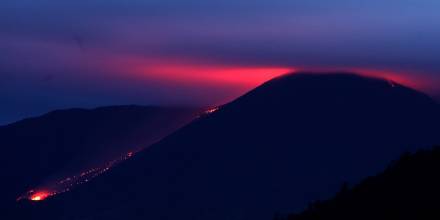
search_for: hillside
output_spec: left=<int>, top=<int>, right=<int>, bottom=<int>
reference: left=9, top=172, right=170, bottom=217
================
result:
left=0, top=105, right=198, bottom=217
left=16, top=73, right=440, bottom=220
left=287, top=146, right=440, bottom=220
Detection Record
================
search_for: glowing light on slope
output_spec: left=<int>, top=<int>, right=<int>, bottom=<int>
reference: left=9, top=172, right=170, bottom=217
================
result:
left=388, top=80, right=396, bottom=88
left=29, top=191, right=51, bottom=201
left=17, top=151, right=137, bottom=202
left=31, top=196, right=41, bottom=201
left=195, top=106, right=222, bottom=119
left=205, top=107, right=219, bottom=114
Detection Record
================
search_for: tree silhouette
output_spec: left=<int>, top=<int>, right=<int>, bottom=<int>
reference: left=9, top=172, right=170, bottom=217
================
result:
left=287, top=146, right=440, bottom=220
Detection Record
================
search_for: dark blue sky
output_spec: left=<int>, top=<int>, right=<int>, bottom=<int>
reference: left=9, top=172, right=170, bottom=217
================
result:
left=1, top=0, right=439, bottom=124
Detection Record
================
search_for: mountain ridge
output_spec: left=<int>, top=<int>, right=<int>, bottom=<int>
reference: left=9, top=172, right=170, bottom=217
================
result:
left=1, top=105, right=199, bottom=217
left=14, top=72, right=440, bottom=220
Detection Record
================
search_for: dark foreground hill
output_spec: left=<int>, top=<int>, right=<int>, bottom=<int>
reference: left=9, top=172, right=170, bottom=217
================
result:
left=287, top=146, right=440, bottom=220
left=0, top=105, right=198, bottom=217
left=17, top=73, right=440, bottom=220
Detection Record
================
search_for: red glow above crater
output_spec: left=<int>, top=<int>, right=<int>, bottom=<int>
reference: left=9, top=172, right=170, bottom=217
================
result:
left=102, top=54, right=294, bottom=87
left=89, top=52, right=439, bottom=103
left=109, top=54, right=432, bottom=92
left=129, top=64, right=295, bottom=89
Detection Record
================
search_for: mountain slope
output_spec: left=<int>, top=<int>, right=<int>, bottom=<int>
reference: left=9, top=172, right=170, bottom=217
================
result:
left=287, top=146, right=440, bottom=220
left=20, top=73, right=440, bottom=220
left=0, top=105, right=198, bottom=216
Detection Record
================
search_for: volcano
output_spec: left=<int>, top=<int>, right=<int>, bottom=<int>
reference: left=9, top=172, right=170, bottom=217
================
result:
left=14, top=73, right=440, bottom=220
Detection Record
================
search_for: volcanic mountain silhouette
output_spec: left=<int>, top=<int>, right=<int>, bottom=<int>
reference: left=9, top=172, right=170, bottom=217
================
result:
left=16, top=73, right=440, bottom=220
left=0, top=106, right=198, bottom=217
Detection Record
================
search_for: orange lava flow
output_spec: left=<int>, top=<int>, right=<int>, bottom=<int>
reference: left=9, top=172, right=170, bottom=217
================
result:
left=17, top=151, right=138, bottom=202
left=29, top=191, right=51, bottom=201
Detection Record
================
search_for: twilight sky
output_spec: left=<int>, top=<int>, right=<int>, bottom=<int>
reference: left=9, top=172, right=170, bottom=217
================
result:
left=1, top=0, right=440, bottom=124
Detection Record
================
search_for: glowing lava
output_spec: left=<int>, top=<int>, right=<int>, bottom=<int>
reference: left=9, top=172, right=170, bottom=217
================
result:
left=29, top=191, right=51, bottom=201
left=205, top=107, right=219, bottom=114
left=196, top=106, right=222, bottom=119
left=17, top=151, right=137, bottom=202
